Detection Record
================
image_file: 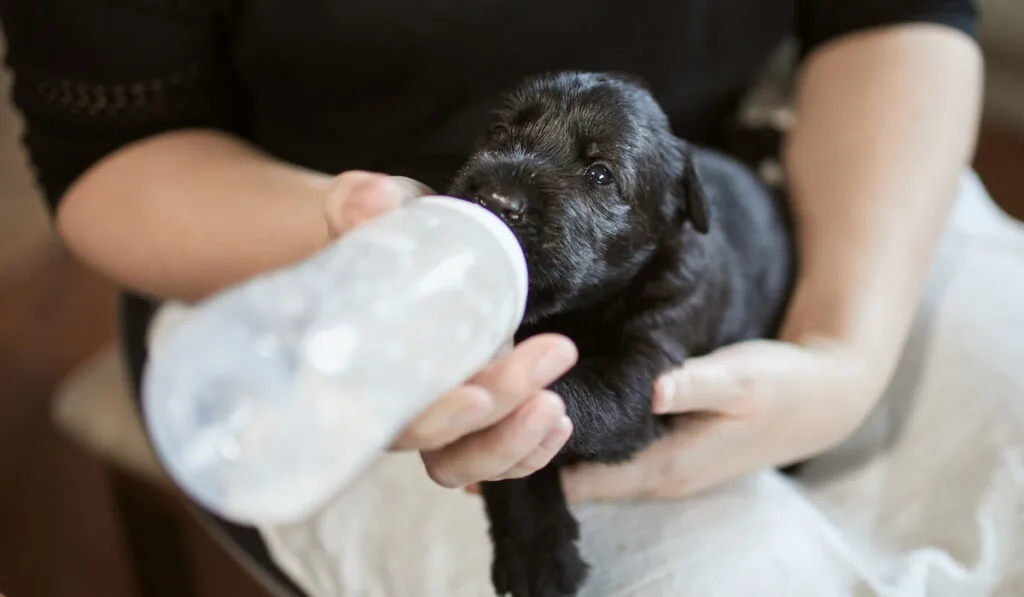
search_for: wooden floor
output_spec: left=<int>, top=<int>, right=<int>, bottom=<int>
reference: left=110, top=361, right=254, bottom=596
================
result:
left=0, top=126, right=1021, bottom=597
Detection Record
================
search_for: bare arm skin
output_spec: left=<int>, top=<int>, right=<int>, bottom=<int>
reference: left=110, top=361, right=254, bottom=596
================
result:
left=55, top=129, right=334, bottom=302
left=782, top=23, right=984, bottom=419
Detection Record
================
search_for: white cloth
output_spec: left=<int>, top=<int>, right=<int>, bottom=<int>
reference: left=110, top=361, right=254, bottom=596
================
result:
left=150, top=171, right=1024, bottom=597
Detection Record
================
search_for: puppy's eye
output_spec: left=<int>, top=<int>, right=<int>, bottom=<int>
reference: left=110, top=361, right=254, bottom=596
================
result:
left=488, top=123, right=511, bottom=142
left=585, top=164, right=614, bottom=186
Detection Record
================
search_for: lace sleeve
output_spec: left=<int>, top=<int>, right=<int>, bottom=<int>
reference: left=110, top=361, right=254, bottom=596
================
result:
left=797, top=0, right=979, bottom=56
left=0, top=0, right=243, bottom=212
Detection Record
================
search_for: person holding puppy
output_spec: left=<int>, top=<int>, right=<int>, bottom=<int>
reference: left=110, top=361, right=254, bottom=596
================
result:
left=0, top=0, right=982, bottom=594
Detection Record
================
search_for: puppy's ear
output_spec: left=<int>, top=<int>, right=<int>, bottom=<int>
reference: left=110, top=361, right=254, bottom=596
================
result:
left=679, top=148, right=710, bottom=234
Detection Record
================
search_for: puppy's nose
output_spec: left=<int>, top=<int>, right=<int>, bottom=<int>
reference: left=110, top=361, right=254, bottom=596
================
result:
left=474, top=189, right=526, bottom=223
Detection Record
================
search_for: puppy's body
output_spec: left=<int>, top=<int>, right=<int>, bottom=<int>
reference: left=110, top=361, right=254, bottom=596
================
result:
left=447, top=72, right=794, bottom=597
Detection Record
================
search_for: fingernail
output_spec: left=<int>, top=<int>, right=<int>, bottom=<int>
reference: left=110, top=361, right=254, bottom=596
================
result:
left=337, top=177, right=409, bottom=231
left=654, top=376, right=675, bottom=413
left=524, top=392, right=562, bottom=434
left=540, top=416, right=573, bottom=450
left=389, top=175, right=434, bottom=198
left=532, top=341, right=577, bottom=384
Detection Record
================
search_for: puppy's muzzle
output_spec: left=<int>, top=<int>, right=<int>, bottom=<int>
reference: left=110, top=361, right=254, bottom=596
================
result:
left=474, top=187, right=526, bottom=223
left=454, top=156, right=539, bottom=224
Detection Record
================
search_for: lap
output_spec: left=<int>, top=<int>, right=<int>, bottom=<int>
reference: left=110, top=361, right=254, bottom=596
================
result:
left=260, top=454, right=863, bottom=597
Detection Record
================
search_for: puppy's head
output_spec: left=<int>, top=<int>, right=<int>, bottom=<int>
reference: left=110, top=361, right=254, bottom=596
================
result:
left=448, top=71, right=709, bottom=320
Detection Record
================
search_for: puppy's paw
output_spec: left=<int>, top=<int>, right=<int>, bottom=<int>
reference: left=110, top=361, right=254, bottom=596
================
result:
left=491, top=538, right=589, bottom=597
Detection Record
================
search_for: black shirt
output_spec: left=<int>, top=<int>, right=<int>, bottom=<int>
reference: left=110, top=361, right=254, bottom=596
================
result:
left=0, top=1, right=978, bottom=594
left=2, top=0, right=977, bottom=211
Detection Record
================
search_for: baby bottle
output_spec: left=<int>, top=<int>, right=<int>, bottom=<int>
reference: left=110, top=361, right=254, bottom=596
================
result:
left=141, top=196, right=528, bottom=525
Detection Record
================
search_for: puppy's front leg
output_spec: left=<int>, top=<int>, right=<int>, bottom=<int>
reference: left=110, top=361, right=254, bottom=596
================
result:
left=481, top=466, right=589, bottom=597
left=478, top=335, right=681, bottom=597
left=551, top=337, right=680, bottom=464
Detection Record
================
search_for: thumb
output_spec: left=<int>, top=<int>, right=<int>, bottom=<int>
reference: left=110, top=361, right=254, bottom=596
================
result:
left=324, top=171, right=434, bottom=238
left=654, top=341, right=772, bottom=415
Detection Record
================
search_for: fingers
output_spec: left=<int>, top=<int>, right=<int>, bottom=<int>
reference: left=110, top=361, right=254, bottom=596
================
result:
left=460, top=412, right=573, bottom=489
left=560, top=460, right=651, bottom=504
left=391, top=334, right=577, bottom=451
left=323, top=171, right=434, bottom=238
left=466, top=334, right=578, bottom=428
left=559, top=428, right=682, bottom=504
left=390, top=175, right=435, bottom=197
left=653, top=343, right=769, bottom=416
left=560, top=414, right=730, bottom=504
left=422, top=391, right=568, bottom=488
left=652, top=358, right=741, bottom=414
left=489, top=414, right=573, bottom=481
left=390, top=384, right=492, bottom=451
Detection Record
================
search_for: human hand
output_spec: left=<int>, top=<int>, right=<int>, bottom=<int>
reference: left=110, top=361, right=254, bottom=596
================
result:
left=323, top=171, right=579, bottom=488
left=323, top=170, right=435, bottom=238
left=552, top=337, right=886, bottom=503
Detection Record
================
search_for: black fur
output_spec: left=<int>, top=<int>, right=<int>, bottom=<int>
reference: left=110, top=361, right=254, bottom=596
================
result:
left=446, top=72, right=795, bottom=597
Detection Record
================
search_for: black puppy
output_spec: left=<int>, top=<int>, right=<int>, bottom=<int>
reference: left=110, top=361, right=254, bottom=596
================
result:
left=447, top=72, right=795, bottom=597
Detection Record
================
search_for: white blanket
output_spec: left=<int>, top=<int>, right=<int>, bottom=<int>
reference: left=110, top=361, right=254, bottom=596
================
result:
left=151, top=171, right=1024, bottom=597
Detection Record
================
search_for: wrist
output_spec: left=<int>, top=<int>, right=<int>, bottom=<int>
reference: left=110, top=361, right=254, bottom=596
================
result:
left=778, top=256, right=916, bottom=402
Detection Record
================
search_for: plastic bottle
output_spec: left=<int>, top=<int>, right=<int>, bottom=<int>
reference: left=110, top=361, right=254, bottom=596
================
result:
left=141, top=196, right=528, bottom=526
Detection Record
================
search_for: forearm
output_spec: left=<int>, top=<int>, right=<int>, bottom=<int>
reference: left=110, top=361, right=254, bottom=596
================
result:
left=56, top=129, right=334, bottom=302
left=782, top=24, right=983, bottom=392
